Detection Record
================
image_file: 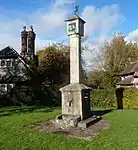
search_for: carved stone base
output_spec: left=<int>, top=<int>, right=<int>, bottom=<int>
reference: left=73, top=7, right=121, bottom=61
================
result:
left=50, top=114, right=102, bottom=129
left=60, top=83, right=92, bottom=120
left=50, top=114, right=81, bottom=128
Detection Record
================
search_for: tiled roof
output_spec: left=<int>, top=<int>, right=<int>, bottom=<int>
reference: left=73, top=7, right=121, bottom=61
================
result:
left=119, top=62, right=138, bottom=76
left=117, top=77, right=133, bottom=85
left=0, top=46, right=19, bottom=58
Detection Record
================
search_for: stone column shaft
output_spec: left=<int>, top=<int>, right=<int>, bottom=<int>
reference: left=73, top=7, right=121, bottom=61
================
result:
left=70, top=34, right=81, bottom=84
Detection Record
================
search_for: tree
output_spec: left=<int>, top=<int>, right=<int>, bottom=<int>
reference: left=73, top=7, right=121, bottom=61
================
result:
left=86, top=70, right=104, bottom=89
left=100, top=33, right=138, bottom=88
left=37, top=42, right=87, bottom=85
left=37, top=43, right=70, bottom=86
left=103, top=33, right=138, bottom=87
left=88, top=33, right=138, bottom=88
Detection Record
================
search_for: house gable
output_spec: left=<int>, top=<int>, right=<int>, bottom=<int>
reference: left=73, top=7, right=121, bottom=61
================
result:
left=0, top=46, right=29, bottom=83
left=0, top=46, right=19, bottom=59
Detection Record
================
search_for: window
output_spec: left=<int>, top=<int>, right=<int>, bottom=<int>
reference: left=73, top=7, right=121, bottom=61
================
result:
left=1, top=60, right=5, bottom=66
left=7, top=84, right=13, bottom=91
left=0, top=84, right=7, bottom=94
left=6, top=60, right=11, bottom=67
left=0, top=59, right=12, bottom=67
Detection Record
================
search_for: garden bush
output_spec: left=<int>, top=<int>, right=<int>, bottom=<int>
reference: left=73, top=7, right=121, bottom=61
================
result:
left=91, top=88, right=138, bottom=109
left=90, top=88, right=116, bottom=108
left=123, top=88, right=138, bottom=109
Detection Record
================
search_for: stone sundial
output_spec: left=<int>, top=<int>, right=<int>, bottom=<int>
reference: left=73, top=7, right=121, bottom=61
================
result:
left=51, top=4, right=101, bottom=128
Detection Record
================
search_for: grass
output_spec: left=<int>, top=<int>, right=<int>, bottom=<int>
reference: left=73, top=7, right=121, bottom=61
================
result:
left=0, top=107, right=138, bottom=150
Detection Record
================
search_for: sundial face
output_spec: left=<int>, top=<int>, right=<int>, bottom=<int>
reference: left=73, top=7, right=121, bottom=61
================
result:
left=68, top=23, right=76, bottom=32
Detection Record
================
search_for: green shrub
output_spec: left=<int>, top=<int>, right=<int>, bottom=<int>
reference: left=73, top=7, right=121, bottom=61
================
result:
left=90, top=88, right=116, bottom=108
left=91, top=88, right=138, bottom=109
left=123, top=88, right=138, bottom=109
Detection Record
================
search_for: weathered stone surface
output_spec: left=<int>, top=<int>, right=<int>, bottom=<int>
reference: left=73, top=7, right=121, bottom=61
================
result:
left=69, top=34, right=81, bottom=83
left=68, top=115, right=81, bottom=127
left=60, top=83, right=92, bottom=120
left=60, top=83, right=92, bottom=92
left=77, top=116, right=102, bottom=128
left=56, top=11, right=102, bottom=129
left=50, top=115, right=81, bottom=128
left=35, top=120, right=109, bottom=141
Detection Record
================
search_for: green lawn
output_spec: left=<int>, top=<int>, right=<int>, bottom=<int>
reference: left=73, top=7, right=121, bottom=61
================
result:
left=0, top=106, right=138, bottom=150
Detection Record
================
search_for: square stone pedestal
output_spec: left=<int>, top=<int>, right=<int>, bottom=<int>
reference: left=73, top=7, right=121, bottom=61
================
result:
left=60, top=83, right=92, bottom=120
left=50, top=83, right=102, bottom=128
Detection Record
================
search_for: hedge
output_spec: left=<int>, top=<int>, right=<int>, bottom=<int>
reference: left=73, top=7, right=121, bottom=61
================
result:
left=123, top=88, right=138, bottom=109
left=91, top=88, right=138, bottom=109
left=90, top=88, right=116, bottom=108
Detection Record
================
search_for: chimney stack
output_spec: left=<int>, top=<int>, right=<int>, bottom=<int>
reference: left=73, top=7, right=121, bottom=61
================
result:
left=21, top=26, right=27, bottom=55
left=27, top=25, right=36, bottom=56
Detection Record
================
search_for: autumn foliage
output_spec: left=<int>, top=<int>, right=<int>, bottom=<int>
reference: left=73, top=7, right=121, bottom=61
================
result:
left=37, top=43, right=70, bottom=85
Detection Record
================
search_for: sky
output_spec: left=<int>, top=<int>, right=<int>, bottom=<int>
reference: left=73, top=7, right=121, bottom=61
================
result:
left=0, top=0, right=138, bottom=70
